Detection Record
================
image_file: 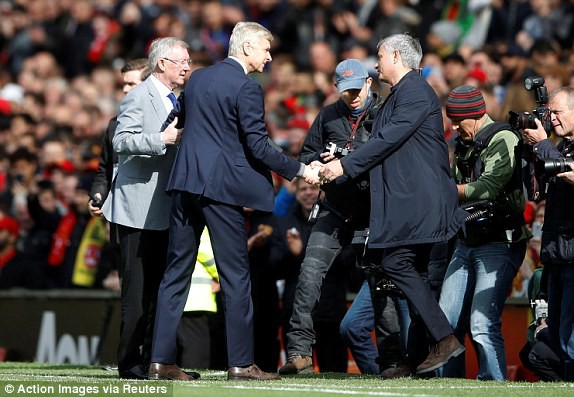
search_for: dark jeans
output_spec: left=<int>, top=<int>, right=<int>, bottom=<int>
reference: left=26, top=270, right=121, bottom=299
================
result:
left=285, top=208, right=352, bottom=357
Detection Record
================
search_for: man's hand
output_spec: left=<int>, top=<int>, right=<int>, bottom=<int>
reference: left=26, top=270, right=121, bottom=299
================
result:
left=320, top=151, right=336, bottom=163
left=161, top=117, right=183, bottom=146
left=557, top=162, right=574, bottom=185
left=303, top=163, right=321, bottom=185
left=247, top=224, right=273, bottom=251
left=286, top=227, right=302, bottom=256
left=89, top=193, right=104, bottom=217
left=318, top=159, right=343, bottom=184
left=523, top=118, right=548, bottom=145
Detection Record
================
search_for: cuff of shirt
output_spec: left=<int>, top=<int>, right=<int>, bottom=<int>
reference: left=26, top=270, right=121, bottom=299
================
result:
left=296, top=163, right=305, bottom=177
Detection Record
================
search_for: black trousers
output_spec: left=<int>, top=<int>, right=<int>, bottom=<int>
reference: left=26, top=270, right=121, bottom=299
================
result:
left=520, top=340, right=563, bottom=381
left=177, top=311, right=213, bottom=369
left=374, top=243, right=454, bottom=366
left=116, top=225, right=168, bottom=371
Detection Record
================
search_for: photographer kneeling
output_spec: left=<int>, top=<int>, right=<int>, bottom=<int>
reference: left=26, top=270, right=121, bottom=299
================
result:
left=523, top=86, right=574, bottom=381
left=437, top=85, right=531, bottom=381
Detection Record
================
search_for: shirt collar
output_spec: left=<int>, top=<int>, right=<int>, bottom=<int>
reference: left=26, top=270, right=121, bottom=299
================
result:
left=229, top=56, right=248, bottom=74
left=150, top=74, right=172, bottom=97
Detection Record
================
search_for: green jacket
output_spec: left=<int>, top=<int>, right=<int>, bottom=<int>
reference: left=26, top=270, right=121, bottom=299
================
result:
left=453, top=116, right=531, bottom=242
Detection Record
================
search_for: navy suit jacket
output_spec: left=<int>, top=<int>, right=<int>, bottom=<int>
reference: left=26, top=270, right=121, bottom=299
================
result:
left=341, top=70, right=467, bottom=248
left=166, top=58, right=301, bottom=212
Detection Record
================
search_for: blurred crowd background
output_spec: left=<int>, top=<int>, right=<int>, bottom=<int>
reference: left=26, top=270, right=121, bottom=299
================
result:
left=0, top=0, right=572, bottom=295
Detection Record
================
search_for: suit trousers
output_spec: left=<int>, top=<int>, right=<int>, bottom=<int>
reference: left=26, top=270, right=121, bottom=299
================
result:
left=373, top=243, right=453, bottom=366
left=116, top=225, right=168, bottom=371
left=152, top=191, right=254, bottom=368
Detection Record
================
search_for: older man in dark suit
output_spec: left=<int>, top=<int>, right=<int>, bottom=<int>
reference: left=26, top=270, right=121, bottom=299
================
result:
left=148, top=22, right=318, bottom=381
left=319, top=33, right=468, bottom=378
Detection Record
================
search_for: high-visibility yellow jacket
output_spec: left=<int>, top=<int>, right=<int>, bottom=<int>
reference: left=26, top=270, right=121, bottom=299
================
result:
left=184, top=228, right=219, bottom=313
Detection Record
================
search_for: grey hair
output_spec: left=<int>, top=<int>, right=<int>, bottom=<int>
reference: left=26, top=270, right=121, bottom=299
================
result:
left=377, top=34, right=422, bottom=70
left=550, top=86, right=574, bottom=110
left=148, top=37, right=190, bottom=70
left=228, top=22, right=273, bottom=57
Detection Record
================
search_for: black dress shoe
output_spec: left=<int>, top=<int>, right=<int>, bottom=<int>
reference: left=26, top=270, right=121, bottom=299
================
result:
left=119, top=364, right=148, bottom=380
left=183, top=370, right=201, bottom=380
left=228, top=364, right=281, bottom=381
left=148, top=363, right=197, bottom=381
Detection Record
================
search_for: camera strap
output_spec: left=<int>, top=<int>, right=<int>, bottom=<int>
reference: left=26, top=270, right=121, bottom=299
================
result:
left=346, top=109, right=368, bottom=149
left=454, top=122, right=514, bottom=184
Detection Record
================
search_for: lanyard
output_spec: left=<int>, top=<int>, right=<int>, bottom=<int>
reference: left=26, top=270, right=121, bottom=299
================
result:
left=345, top=108, right=368, bottom=149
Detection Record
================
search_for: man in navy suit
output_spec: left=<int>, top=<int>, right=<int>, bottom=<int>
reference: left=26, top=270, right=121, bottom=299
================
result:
left=149, top=22, right=319, bottom=381
left=319, top=33, right=468, bottom=378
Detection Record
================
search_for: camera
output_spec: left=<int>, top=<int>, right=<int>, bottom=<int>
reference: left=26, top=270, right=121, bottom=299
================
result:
left=374, top=277, right=404, bottom=298
left=325, top=142, right=350, bottom=158
left=536, top=157, right=574, bottom=177
left=531, top=298, right=548, bottom=325
left=90, top=194, right=103, bottom=208
left=508, top=76, right=553, bottom=135
left=308, top=200, right=321, bottom=224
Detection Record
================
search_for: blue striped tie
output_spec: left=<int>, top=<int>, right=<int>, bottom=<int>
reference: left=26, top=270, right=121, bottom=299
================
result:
left=167, top=92, right=177, bottom=108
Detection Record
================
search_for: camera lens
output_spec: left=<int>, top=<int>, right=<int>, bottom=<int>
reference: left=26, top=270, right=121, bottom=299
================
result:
left=538, top=158, right=574, bottom=176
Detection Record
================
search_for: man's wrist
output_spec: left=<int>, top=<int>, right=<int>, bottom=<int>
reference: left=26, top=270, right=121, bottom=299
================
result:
left=296, top=163, right=306, bottom=177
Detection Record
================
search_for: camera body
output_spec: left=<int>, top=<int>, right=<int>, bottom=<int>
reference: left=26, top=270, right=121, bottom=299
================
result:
left=308, top=200, right=321, bottom=224
left=508, top=76, right=553, bottom=135
left=325, top=142, right=350, bottom=158
left=531, top=299, right=548, bottom=325
left=374, top=277, right=404, bottom=298
left=536, top=157, right=574, bottom=177
left=90, top=194, right=103, bottom=208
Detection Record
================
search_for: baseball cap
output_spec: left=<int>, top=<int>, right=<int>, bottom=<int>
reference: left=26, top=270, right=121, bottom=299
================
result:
left=335, top=59, right=368, bottom=93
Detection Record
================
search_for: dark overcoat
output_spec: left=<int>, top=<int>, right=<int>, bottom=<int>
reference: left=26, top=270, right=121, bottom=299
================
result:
left=341, top=70, right=466, bottom=248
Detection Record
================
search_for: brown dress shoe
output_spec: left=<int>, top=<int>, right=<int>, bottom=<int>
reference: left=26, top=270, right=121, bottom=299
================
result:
left=227, top=364, right=281, bottom=381
left=416, top=334, right=465, bottom=374
left=278, top=355, right=313, bottom=375
left=148, top=363, right=198, bottom=381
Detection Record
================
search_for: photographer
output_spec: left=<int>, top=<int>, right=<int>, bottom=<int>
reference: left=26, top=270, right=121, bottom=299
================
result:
left=519, top=268, right=563, bottom=381
left=279, top=59, right=391, bottom=375
left=523, top=86, right=574, bottom=381
left=438, top=85, right=530, bottom=381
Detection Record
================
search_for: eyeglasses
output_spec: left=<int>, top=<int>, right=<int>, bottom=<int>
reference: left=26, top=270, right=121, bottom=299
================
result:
left=162, top=57, right=192, bottom=67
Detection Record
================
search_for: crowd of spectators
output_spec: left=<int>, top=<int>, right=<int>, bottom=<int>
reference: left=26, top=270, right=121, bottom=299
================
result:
left=0, top=0, right=572, bottom=295
left=0, top=0, right=573, bottom=380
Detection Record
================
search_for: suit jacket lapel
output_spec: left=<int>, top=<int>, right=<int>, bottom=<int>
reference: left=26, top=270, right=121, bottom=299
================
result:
left=145, top=78, right=169, bottom=123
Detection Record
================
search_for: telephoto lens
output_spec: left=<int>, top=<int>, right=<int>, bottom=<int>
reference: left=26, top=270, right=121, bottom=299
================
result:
left=537, top=158, right=574, bottom=177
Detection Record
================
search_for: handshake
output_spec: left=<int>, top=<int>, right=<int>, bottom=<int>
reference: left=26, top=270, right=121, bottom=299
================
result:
left=302, top=159, right=344, bottom=185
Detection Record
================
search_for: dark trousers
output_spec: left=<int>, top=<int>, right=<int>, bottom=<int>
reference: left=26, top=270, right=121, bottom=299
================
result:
left=116, top=225, right=168, bottom=371
left=152, top=191, right=254, bottom=368
left=375, top=243, right=453, bottom=366
left=520, top=340, right=563, bottom=381
left=365, top=272, right=406, bottom=370
left=177, top=311, right=213, bottom=369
